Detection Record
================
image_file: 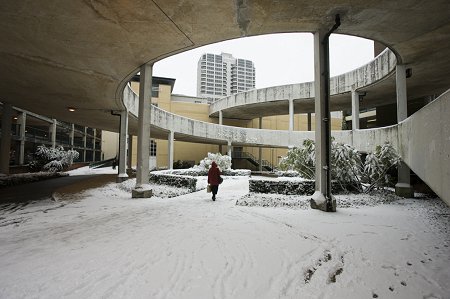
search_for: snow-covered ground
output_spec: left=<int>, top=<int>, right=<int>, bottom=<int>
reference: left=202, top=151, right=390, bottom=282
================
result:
left=0, top=172, right=449, bottom=298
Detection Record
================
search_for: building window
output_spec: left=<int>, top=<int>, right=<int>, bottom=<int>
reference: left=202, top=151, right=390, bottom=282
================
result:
left=151, top=84, right=159, bottom=97
left=150, top=140, right=157, bottom=156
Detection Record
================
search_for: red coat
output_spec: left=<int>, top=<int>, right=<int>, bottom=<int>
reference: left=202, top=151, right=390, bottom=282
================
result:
left=207, top=162, right=221, bottom=186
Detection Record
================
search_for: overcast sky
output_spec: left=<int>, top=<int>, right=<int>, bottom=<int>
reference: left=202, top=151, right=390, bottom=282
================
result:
left=153, top=33, right=374, bottom=96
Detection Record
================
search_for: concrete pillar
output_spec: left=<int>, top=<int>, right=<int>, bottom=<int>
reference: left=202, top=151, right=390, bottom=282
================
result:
left=395, top=64, right=414, bottom=198
left=227, top=140, right=232, bottom=157
left=259, top=117, right=263, bottom=172
left=307, top=113, right=312, bottom=131
left=127, top=135, right=133, bottom=170
left=288, top=99, right=294, bottom=132
left=310, top=30, right=336, bottom=212
left=51, top=119, right=57, bottom=148
left=83, top=127, right=87, bottom=162
left=70, top=124, right=75, bottom=150
left=18, top=112, right=26, bottom=165
left=92, top=129, right=96, bottom=162
left=133, top=63, right=153, bottom=198
left=168, top=131, right=174, bottom=170
left=219, top=110, right=223, bottom=125
left=0, top=103, right=13, bottom=174
left=396, top=65, right=408, bottom=121
left=351, top=89, right=360, bottom=130
left=117, top=110, right=129, bottom=182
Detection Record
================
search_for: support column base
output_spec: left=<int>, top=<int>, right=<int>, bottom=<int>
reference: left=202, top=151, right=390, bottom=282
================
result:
left=132, top=186, right=153, bottom=198
left=116, top=174, right=129, bottom=183
left=310, top=191, right=336, bottom=212
left=395, top=183, right=414, bottom=198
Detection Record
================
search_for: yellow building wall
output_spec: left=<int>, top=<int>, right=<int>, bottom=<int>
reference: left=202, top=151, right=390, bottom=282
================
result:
left=101, top=130, right=119, bottom=160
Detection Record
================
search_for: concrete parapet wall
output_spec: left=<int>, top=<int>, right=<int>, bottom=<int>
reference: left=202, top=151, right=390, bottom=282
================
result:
left=210, top=49, right=396, bottom=115
left=397, top=90, right=450, bottom=205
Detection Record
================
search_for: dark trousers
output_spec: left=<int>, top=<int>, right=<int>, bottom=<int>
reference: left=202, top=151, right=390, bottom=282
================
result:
left=211, top=185, right=219, bottom=196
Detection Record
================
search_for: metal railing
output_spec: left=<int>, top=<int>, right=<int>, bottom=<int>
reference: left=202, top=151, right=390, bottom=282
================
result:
left=231, top=151, right=274, bottom=171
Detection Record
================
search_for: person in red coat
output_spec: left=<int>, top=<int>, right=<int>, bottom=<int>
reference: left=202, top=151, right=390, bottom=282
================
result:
left=207, top=161, right=221, bottom=201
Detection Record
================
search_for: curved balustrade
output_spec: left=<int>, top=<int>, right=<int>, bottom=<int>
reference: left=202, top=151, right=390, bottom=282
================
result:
left=209, top=48, right=396, bottom=117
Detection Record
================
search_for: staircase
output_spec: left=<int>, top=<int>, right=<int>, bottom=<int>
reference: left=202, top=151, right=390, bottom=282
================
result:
left=231, top=151, right=274, bottom=171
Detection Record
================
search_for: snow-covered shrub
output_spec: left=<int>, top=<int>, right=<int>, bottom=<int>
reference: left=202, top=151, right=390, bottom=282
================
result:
left=28, top=145, right=79, bottom=172
left=363, top=141, right=400, bottom=192
left=155, top=168, right=208, bottom=176
left=279, top=139, right=315, bottom=179
left=195, top=152, right=231, bottom=171
left=275, top=170, right=300, bottom=177
left=149, top=173, right=197, bottom=191
left=222, top=169, right=251, bottom=176
left=278, top=139, right=399, bottom=193
left=331, top=141, right=364, bottom=192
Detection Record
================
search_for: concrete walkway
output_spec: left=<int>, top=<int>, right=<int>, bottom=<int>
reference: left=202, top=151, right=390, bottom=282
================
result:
left=52, top=174, right=117, bottom=201
left=0, top=174, right=116, bottom=205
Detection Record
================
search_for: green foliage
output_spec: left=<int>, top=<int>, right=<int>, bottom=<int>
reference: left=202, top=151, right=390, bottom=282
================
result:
left=363, top=142, right=400, bottom=191
left=279, top=139, right=315, bottom=179
left=279, top=139, right=400, bottom=193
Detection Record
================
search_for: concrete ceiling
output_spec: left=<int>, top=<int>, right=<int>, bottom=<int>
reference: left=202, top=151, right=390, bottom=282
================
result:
left=1, top=1, right=449, bottom=134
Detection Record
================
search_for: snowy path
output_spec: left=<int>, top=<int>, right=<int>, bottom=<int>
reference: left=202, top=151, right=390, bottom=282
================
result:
left=0, top=177, right=449, bottom=298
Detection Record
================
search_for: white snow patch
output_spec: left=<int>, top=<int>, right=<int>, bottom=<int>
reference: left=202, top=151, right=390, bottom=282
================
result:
left=0, top=176, right=448, bottom=299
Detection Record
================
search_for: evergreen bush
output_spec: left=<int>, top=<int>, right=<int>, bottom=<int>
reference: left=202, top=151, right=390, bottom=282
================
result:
left=28, top=145, right=79, bottom=172
left=279, top=139, right=400, bottom=193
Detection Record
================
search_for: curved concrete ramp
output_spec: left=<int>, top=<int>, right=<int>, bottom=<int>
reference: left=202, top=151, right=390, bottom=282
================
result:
left=209, top=49, right=397, bottom=119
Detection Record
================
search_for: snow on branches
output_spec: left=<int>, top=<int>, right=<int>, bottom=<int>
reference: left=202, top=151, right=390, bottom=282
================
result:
left=195, top=152, right=232, bottom=171
left=29, top=145, right=79, bottom=172
left=279, top=139, right=400, bottom=193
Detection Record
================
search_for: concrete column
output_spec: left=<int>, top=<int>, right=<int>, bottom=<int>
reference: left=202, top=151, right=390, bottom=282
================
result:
left=0, top=103, right=13, bottom=174
left=227, top=140, right=232, bottom=157
left=310, top=30, right=336, bottom=212
left=51, top=119, right=57, bottom=148
left=18, top=112, right=26, bottom=165
left=83, top=127, right=87, bottom=162
left=219, top=110, right=223, bottom=125
left=92, top=129, right=96, bottom=162
left=127, top=135, right=133, bottom=170
left=117, top=110, right=128, bottom=182
left=168, top=131, right=174, bottom=170
left=351, top=89, right=360, bottom=130
left=396, top=65, right=408, bottom=122
left=259, top=117, right=263, bottom=172
left=395, top=64, right=414, bottom=198
left=288, top=99, right=294, bottom=132
left=70, top=124, right=75, bottom=150
left=307, top=113, right=312, bottom=131
left=133, top=63, right=153, bottom=198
